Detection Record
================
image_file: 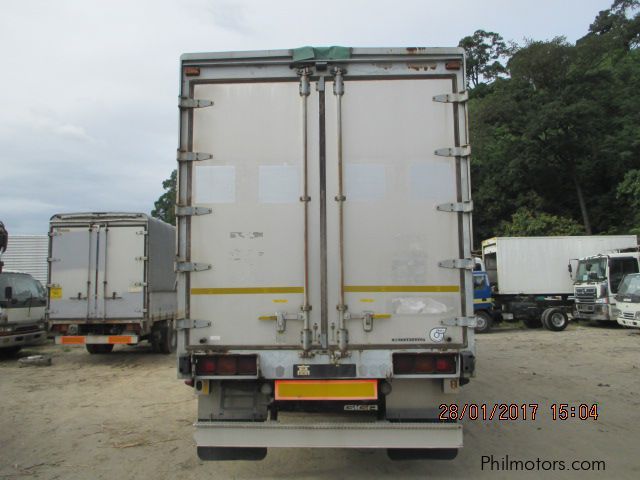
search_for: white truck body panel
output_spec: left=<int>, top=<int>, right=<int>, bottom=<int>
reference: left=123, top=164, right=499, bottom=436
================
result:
left=1, top=235, right=48, bottom=285
left=482, top=236, right=637, bottom=295
left=47, top=213, right=176, bottom=334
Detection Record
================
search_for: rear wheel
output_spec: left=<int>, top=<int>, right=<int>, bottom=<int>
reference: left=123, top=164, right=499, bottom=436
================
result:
left=387, top=448, right=458, bottom=460
left=543, top=308, right=569, bottom=331
left=0, top=346, right=21, bottom=357
left=152, top=320, right=176, bottom=354
left=474, top=311, right=493, bottom=333
left=86, top=344, right=114, bottom=354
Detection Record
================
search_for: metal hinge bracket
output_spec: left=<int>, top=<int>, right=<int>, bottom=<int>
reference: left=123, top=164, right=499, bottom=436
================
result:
left=434, top=145, right=471, bottom=158
left=175, top=262, right=212, bottom=273
left=438, top=258, right=475, bottom=270
left=437, top=201, right=474, bottom=213
left=175, top=206, right=212, bottom=217
left=179, top=98, right=214, bottom=109
left=441, top=316, right=478, bottom=328
left=176, top=319, right=212, bottom=330
left=135, top=256, right=148, bottom=261
left=177, top=151, right=213, bottom=162
left=433, top=92, right=469, bottom=103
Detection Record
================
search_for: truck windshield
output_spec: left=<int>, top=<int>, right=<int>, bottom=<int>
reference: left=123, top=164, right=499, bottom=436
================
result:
left=0, top=273, right=47, bottom=308
left=575, top=258, right=607, bottom=282
left=617, top=275, right=640, bottom=301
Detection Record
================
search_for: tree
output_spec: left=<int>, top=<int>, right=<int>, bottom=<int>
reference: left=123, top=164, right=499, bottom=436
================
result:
left=458, top=30, right=512, bottom=88
left=499, top=208, right=584, bottom=236
left=616, top=170, right=640, bottom=234
left=151, top=169, right=177, bottom=226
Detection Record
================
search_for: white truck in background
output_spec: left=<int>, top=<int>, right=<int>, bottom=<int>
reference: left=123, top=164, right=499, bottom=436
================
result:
left=0, top=270, right=47, bottom=356
left=0, top=235, right=48, bottom=286
left=176, top=47, right=475, bottom=461
left=482, top=236, right=637, bottom=330
left=573, top=249, right=640, bottom=323
left=613, top=273, right=640, bottom=327
left=47, top=213, right=177, bottom=354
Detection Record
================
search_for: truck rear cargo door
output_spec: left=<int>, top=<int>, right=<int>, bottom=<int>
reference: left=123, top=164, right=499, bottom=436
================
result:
left=325, top=78, right=468, bottom=350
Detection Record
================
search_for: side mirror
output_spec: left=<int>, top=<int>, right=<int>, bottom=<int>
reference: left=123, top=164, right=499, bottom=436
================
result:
left=4, top=286, right=12, bottom=300
left=567, top=263, right=572, bottom=274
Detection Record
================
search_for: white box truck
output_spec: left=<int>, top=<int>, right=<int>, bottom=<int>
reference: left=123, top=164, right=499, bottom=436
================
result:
left=481, top=236, right=637, bottom=330
left=0, top=235, right=48, bottom=285
left=47, top=213, right=177, bottom=354
left=175, top=47, right=476, bottom=461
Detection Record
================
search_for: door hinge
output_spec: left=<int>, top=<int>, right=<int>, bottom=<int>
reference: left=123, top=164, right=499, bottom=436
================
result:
left=135, top=230, right=148, bottom=236
left=175, top=206, right=212, bottom=217
left=135, top=256, right=148, bottom=261
left=441, top=316, right=478, bottom=328
left=434, top=145, right=471, bottom=158
left=437, top=201, right=474, bottom=213
left=177, top=151, right=213, bottom=162
left=176, top=319, right=211, bottom=330
left=175, top=262, right=212, bottom=273
left=433, top=92, right=469, bottom=103
left=179, top=98, right=214, bottom=109
left=438, top=258, right=475, bottom=270
left=47, top=257, right=59, bottom=263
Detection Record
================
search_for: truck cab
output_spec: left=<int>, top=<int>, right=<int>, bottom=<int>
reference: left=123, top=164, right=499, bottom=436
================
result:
left=0, top=271, right=47, bottom=355
left=613, top=273, right=640, bottom=328
left=573, top=253, right=640, bottom=322
left=473, top=270, right=495, bottom=333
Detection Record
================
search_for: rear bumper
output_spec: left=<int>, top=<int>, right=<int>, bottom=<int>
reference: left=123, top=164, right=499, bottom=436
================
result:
left=194, top=420, right=462, bottom=449
left=0, top=328, right=47, bottom=348
left=55, top=335, right=139, bottom=345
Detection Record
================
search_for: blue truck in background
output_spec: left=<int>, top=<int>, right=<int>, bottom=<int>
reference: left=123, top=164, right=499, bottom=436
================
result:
left=473, top=270, right=496, bottom=333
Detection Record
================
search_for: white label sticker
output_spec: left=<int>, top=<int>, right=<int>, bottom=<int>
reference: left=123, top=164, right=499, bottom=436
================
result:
left=194, top=166, right=236, bottom=203
left=429, top=327, right=447, bottom=343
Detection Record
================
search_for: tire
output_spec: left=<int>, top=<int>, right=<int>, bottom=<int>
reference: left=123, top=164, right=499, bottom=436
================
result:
left=153, top=320, right=176, bottom=354
left=0, top=346, right=21, bottom=357
left=543, top=308, right=569, bottom=331
left=522, top=317, right=542, bottom=329
left=86, top=344, right=114, bottom=354
left=197, top=447, right=267, bottom=461
left=474, top=311, right=493, bottom=333
left=541, top=307, right=554, bottom=326
left=387, top=448, right=458, bottom=460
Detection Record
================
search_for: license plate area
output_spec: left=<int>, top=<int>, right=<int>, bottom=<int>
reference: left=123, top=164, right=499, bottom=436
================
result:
left=577, top=304, right=595, bottom=312
left=275, top=380, right=378, bottom=401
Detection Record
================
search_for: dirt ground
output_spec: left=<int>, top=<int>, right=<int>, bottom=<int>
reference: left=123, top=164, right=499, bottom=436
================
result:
left=1, top=322, right=639, bottom=479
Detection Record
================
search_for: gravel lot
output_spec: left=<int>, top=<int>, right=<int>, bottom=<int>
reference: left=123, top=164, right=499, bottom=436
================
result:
left=1, top=323, right=639, bottom=479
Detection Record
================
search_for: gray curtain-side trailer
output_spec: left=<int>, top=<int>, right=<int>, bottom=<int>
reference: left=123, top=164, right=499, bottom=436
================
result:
left=47, top=212, right=177, bottom=354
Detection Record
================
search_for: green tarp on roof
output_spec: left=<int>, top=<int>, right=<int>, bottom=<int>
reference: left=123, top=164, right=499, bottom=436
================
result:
left=292, top=46, right=352, bottom=63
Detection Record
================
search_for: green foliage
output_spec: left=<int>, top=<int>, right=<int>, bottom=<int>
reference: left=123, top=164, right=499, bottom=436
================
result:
left=499, top=208, right=584, bottom=236
left=151, top=169, right=176, bottom=226
left=616, top=169, right=640, bottom=234
left=462, top=1, right=640, bottom=244
left=458, top=30, right=512, bottom=88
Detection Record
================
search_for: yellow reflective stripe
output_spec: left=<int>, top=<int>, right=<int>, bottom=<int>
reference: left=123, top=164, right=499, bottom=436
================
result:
left=344, top=285, right=459, bottom=293
left=192, top=287, right=304, bottom=295
left=258, top=315, right=277, bottom=321
left=372, top=314, right=391, bottom=319
left=474, top=298, right=493, bottom=304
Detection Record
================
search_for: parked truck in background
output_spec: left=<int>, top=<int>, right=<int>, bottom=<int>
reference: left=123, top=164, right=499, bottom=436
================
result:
left=573, top=250, right=640, bottom=323
left=47, top=213, right=177, bottom=354
left=613, top=273, right=640, bottom=328
left=481, top=236, right=637, bottom=331
left=176, top=47, right=475, bottom=461
left=0, top=270, right=47, bottom=356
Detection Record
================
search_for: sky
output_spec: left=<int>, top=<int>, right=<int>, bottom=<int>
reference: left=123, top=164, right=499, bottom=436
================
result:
left=0, top=0, right=614, bottom=234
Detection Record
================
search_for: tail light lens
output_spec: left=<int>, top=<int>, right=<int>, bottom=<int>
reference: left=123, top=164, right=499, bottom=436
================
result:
left=195, top=355, right=257, bottom=376
left=393, top=353, right=457, bottom=375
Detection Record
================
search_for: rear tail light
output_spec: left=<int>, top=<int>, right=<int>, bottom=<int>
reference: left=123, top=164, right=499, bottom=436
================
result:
left=195, top=355, right=257, bottom=376
left=393, top=353, right=457, bottom=375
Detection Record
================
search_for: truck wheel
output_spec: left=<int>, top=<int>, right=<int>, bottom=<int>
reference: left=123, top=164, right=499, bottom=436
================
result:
left=86, top=344, right=114, bottom=354
left=153, top=320, right=176, bottom=354
left=0, top=346, right=21, bottom=357
left=474, top=311, right=493, bottom=333
left=543, top=308, right=569, bottom=331
left=522, top=317, right=542, bottom=328
left=387, top=448, right=458, bottom=460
